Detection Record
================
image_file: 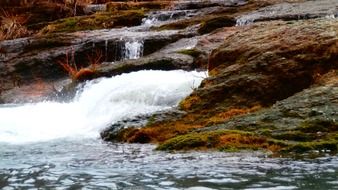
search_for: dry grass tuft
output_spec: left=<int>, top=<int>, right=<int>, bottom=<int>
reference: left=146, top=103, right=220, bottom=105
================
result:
left=0, top=9, right=31, bottom=40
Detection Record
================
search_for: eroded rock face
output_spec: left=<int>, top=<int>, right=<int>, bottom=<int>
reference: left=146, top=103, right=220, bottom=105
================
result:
left=171, top=0, right=247, bottom=10
left=183, top=19, right=338, bottom=112
left=192, top=72, right=338, bottom=154
left=206, top=72, right=338, bottom=133
left=0, top=0, right=266, bottom=103
left=0, top=28, right=195, bottom=102
left=111, top=18, right=338, bottom=155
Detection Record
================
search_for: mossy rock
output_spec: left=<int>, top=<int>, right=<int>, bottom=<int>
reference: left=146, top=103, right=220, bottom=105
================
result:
left=283, top=139, right=338, bottom=153
left=154, top=19, right=200, bottom=31
left=157, top=130, right=270, bottom=151
left=271, top=131, right=317, bottom=142
left=107, top=1, right=170, bottom=11
left=23, top=38, right=72, bottom=52
left=157, top=134, right=207, bottom=150
left=176, top=49, right=202, bottom=58
left=298, top=119, right=338, bottom=133
left=198, top=16, right=235, bottom=34
left=39, top=10, right=145, bottom=34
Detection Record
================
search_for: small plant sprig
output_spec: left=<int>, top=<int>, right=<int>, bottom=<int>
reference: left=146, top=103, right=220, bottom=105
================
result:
left=58, top=48, right=102, bottom=81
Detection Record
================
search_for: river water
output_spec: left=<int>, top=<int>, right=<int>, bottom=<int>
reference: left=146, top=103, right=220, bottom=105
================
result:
left=1, top=4, right=338, bottom=190
left=1, top=139, right=338, bottom=189
left=0, top=70, right=338, bottom=190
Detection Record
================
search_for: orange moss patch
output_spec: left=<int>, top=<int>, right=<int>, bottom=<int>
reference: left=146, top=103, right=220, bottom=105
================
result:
left=122, top=106, right=263, bottom=144
left=127, top=122, right=203, bottom=143
left=217, top=133, right=275, bottom=151
left=207, top=106, right=262, bottom=125
left=179, top=94, right=201, bottom=110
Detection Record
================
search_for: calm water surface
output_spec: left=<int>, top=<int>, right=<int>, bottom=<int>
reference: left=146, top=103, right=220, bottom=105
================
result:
left=1, top=139, right=338, bottom=190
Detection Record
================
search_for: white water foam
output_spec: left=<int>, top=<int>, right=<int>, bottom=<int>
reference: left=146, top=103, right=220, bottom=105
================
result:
left=123, top=39, right=144, bottom=60
left=0, top=70, right=206, bottom=144
left=142, top=17, right=159, bottom=26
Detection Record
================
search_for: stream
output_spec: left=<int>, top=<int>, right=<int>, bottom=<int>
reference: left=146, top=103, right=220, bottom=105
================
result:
left=1, top=139, right=338, bottom=189
left=1, top=4, right=338, bottom=190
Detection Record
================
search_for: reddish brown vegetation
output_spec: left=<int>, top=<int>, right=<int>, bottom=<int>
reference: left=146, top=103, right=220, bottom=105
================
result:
left=206, top=106, right=262, bottom=125
left=122, top=106, right=263, bottom=144
left=58, top=49, right=102, bottom=81
left=0, top=9, right=31, bottom=40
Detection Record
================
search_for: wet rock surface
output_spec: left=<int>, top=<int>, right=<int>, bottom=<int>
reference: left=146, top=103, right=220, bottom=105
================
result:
left=236, top=0, right=338, bottom=25
left=1, top=0, right=338, bottom=155
left=101, top=109, right=186, bottom=142
left=109, top=16, right=338, bottom=155
left=184, top=18, right=338, bottom=112
left=0, top=28, right=195, bottom=102
left=200, top=71, right=337, bottom=139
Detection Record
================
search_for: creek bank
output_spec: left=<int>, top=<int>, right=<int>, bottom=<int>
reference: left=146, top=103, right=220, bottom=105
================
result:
left=105, top=17, right=338, bottom=156
left=1, top=0, right=338, bottom=156
left=0, top=28, right=195, bottom=103
left=0, top=0, right=250, bottom=103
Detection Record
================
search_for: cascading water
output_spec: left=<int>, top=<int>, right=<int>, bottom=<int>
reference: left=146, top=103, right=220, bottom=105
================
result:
left=0, top=70, right=205, bottom=144
left=142, top=17, right=159, bottom=26
left=2, top=2, right=338, bottom=190
left=123, top=39, right=144, bottom=60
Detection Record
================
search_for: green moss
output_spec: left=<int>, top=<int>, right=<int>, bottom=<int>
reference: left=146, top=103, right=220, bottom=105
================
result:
left=176, top=49, right=202, bottom=58
left=271, top=131, right=317, bottom=142
left=146, top=115, right=157, bottom=126
left=157, top=130, right=261, bottom=151
left=298, top=119, right=338, bottom=133
left=257, top=128, right=273, bottom=136
left=284, top=139, right=338, bottom=153
left=39, top=10, right=145, bottom=34
left=333, top=133, right=338, bottom=140
left=157, top=134, right=206, bottom=150
left=154, top=19, right=200, bottom=31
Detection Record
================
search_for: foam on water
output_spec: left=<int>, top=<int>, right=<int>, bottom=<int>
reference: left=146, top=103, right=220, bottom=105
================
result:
left=0, top=70, right=206, bottom=144
left=123, top=39, right=144, bottom=59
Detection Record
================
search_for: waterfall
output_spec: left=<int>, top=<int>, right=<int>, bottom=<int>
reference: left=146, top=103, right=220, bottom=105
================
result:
left=123, top=39, right=144, bottom=60
left=0, top=70, right=205, bottom=144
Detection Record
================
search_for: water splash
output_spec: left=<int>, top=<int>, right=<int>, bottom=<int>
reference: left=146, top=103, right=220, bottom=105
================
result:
left=325, top=14, right=336, bottom=19
left=123, top=39, right=144, bottom=60
left=236, top=15, right=256, bottom=26
left=142, top=17, right=159, bottom=26
left=0, top=70, right=205, bottom=144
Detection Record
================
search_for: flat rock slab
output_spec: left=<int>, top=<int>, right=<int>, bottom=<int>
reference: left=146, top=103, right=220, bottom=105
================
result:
left=236, top=0, right=338, bottom=25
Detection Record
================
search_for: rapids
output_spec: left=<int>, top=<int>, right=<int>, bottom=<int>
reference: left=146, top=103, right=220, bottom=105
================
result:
left=0, top=70, right=205, bottom=144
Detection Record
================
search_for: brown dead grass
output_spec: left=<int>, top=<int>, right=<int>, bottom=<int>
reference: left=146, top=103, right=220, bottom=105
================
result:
left=0, top=9, right=31, bottom=40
